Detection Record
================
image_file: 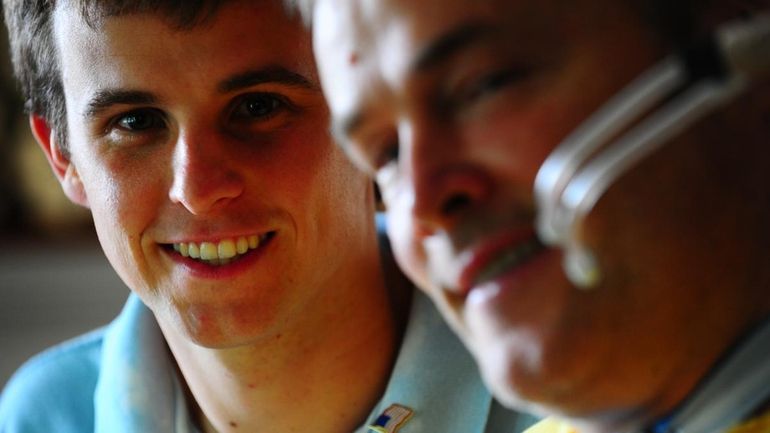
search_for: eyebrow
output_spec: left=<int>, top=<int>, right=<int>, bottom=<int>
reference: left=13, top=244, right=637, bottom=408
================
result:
left=83, top=66, right=318, bottom=119
left=84, top=90, right=158, bottom=119
left=412, top=21, right=492, bottom=72
left=332, top=22, right=491, bottom=144
left=217, top=65, right=318, bottom=93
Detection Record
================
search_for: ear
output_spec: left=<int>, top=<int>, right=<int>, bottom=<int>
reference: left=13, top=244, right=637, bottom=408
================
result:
left=29, top=114, right=90, bottom=208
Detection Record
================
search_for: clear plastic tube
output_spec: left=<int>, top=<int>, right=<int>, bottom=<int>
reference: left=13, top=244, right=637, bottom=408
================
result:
left=533, top=13, right=770, bottom=288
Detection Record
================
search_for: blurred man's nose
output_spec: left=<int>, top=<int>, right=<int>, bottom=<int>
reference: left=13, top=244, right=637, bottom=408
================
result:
left=168, top=128, right=244, bottom=215
left=399, top=116, right=492, bottom=233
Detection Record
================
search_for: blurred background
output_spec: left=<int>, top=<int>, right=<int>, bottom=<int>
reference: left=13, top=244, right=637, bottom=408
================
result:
left=0, top=9, right=128, bottom=388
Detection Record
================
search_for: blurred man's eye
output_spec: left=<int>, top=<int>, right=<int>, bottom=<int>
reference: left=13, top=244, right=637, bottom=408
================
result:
left=444, top=65, right=533, bottom=114
left=379, top=143, right=400, bottom=168
left=466, top=68, right=530, bottom=102
left=372, top=135, right=400, bottom=173
left=354, top=130, right=400, bottom=176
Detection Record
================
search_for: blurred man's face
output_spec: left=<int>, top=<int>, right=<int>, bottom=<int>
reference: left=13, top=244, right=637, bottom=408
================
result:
left=49, top=0, right=375, bottom=348
left=313, top=0, right=770, bottom=424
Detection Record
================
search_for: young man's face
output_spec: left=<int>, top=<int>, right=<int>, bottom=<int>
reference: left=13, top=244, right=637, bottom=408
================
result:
left=313, top=0, right=770, bottom=421
left=47, top=1, right=375, bottom=348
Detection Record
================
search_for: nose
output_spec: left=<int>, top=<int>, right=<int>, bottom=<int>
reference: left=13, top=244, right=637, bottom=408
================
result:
left=168, top=129, right=244, bottom=215
left=398, top=117, right=492, bottom=232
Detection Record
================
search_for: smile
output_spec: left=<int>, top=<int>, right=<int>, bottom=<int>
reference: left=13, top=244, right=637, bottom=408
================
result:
left=170, top=232, right=274, bottom=266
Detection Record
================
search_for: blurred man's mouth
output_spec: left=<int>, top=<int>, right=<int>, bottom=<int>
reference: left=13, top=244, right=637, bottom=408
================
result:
left=469, top=236, right=545, bottom=287
left=426, top=227, right=546, bottom=297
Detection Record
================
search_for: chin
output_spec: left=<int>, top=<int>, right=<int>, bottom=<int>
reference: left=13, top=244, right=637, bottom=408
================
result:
left=174, top=304, right=282, bottom=349
left=472, top=334, right=536, bottom=405
left=177, top=319, right=239, bottom=349
left=480, top=359, right=577, bottom=424
left=472, top=335, right=573, bottom=416
left=476, top=334, right=652, bottom=433
left=183, top=327, right=239, bottom=349
left=183, top=325, right=273, bottom=349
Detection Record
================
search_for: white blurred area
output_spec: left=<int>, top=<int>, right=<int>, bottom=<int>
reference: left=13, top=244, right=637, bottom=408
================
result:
left=0, top=13, right=128, bottom=388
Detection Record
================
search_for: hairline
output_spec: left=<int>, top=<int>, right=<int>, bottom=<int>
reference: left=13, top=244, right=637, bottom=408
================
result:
left=5, top=0, right=248, bottom=158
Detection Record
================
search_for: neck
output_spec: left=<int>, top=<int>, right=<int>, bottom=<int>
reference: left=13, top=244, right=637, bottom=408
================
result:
left=159, top=248, right=400, bottom=433
left=572, top=314, right=770, bottom=433
left=648, top=315, right=770, bottom=433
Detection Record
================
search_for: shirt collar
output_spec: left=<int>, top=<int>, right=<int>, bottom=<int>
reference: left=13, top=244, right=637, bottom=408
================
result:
left=356, top=291, right=495, bottom=433
left=93, top=291, right=503, bottom=433
left=94, top=294, right=196, bottom=433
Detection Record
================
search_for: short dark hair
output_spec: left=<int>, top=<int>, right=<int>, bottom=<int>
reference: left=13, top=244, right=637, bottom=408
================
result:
left=2, top=0, right=229, bottom=157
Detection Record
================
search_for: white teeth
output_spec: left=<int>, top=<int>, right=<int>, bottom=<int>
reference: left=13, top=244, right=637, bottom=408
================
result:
left=218, top=239, right=236, bottom=259
left=189, top=243, right=200, bottom=259
left=172, top=234, right=268, bottom=265
left=236, top=237, right=249, bottom=254
left=200, top=242, right=218, bottom=260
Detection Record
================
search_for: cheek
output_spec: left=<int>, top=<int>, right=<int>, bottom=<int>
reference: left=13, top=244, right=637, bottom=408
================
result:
left=262, top=123, right=343, bottom=201
left=89, top=161, right=160, bottom=229
left=465, top=99, right=584, bottom=189
left=281, top=140, right=368, bottom=235
left=77, top=153, right=164, bottom=277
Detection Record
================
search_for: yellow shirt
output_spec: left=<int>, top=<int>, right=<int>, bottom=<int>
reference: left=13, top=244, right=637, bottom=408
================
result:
left=523, top=418, right=577, bottom=433
left=524, top=411, right=770, bottom=433
left=727, top=411, right=770, bottom=433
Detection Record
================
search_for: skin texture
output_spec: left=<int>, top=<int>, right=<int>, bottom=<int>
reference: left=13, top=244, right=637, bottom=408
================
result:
left=311, top=0, right=770, bottom=430
left=32, top=1, right=399, bottom=432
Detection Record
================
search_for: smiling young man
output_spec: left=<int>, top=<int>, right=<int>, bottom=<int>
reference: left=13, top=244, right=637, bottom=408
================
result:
left=295, top=0, right=770, bottom=432
left=0, top=1, right=539, bottom=432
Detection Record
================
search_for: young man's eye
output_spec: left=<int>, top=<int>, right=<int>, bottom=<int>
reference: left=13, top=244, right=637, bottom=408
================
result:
left=115, top=109, right=165, bottom=131
left=232, top=93, right=287, bottom=120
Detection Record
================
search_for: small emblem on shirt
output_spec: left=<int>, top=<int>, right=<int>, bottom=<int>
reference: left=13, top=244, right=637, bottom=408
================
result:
left=367, top=403, right=414, bottom=433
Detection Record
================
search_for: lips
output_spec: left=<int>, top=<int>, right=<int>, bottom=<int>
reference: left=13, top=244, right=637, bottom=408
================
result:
left=471, top=237, right=545, bottom=285
left=455, top=230, right=546, bottom=295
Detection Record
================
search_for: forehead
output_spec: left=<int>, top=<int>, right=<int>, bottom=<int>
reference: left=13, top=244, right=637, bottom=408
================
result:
left=314, top=0, right=509, bottom=74
left=312, top=0, right=645, bottom=113
left=314, top=0, right=571, bottom=59
left=52, top=1, right=314, bottom=99
left=312, top=0, right=571, bottom=125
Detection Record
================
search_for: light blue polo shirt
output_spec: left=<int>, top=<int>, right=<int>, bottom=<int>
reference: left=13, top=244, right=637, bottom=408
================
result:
left=0, top=292, right=536, bottom=433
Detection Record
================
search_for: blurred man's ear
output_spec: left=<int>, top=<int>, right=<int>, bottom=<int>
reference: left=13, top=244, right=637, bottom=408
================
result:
left=29, top=114, right=90, bottom=208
